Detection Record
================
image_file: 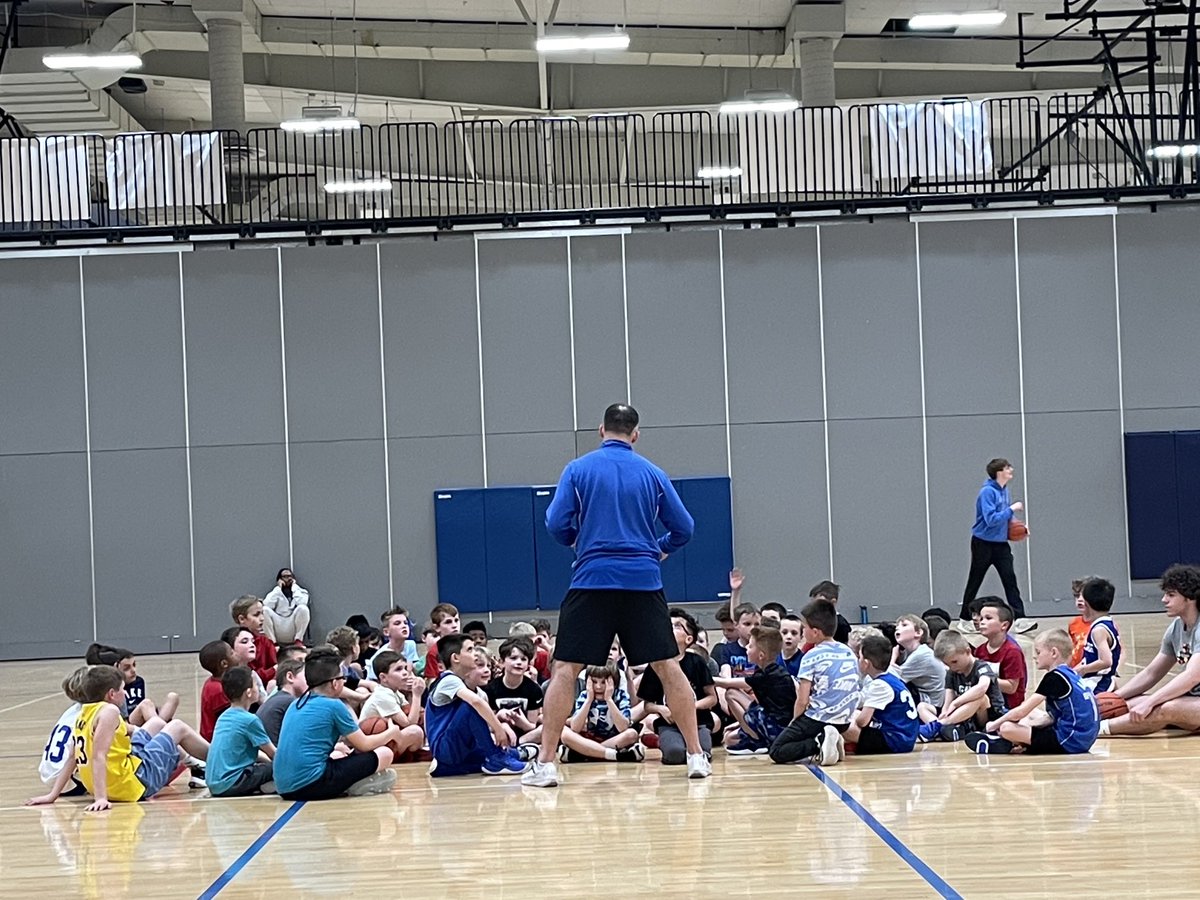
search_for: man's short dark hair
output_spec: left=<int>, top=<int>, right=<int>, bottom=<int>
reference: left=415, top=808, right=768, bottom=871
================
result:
left=809, top=580, right=840, bottom=601
left=800, top=599, right=837, bottom=638
left=1161, top=564, right=1200, bottom=603
left=859, top=635, right=892, bottom=671
left=437, top=633, right=470, bottom=668
left=987, top=458, right=1011, bottom=479
left=1081, top=577, right=1116, bottom=613
left=221, top=665, right=255, bottom=701
left=603, top=403, right=639, bottom=435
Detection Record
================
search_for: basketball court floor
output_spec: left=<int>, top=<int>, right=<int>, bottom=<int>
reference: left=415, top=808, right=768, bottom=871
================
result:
left=2, top=613, right=1195, bottom=899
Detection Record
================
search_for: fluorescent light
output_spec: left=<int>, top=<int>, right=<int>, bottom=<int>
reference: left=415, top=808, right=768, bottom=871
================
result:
left=43, top=52, right=142, bottom=70
left=536, top=32, right=630, bottom=53
left=1148, top=143, right=1200, bottom=159
left=324, top=179, right=392, bottom=194
left=281, top=116, right=361, bottom=133
left=908, top=11, right=1007, bottom=29
left=697, top=166, right=742, bottom=179
left=719, top=89, right=800, bottom=115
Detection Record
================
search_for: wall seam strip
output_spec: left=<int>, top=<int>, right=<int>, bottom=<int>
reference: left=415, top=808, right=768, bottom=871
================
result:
left=718, top=231, right=734, bottom=558
left=1112, top=213, right=1132, bottom=599
left=621, top=232, right=631, bottom=403
left=816, top=226, right=834, bottom=579
left=277, top=248, right=294, bottom=564
left=474, top=236, right=488, bottom=487
left=178, top=251, right=197, bottom=636
left=1013, top=218, right=1033, bottom=601
left=79, top=256, right=97, bottom=642
left=377, top=244, right=395, bottom=606
left=914, top=223, right=934, bottom=605
left=567, top=235, right=578, bottom=433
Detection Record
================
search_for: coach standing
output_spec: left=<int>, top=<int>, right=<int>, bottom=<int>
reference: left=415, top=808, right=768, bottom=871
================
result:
left=960, top=457, right=1028, bottom=626
left=522, top=403, right=711, bottom=787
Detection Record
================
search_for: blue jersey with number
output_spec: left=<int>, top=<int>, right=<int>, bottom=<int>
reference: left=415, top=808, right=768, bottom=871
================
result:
left=1047, top=665, right=1100, bottom=754
left=869, top=673, right=920, bottom=753
left=1080, top=618, right=1121, bottom=693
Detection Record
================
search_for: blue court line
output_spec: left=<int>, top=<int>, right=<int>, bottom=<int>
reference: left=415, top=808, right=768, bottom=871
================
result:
left=807, top=766, right=962, bottom=900
left=196, top=800, right=305, bottom=899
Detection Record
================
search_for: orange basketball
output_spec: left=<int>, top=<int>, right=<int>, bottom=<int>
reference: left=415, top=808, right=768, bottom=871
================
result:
left=1096, top=692, right=1128, bottom=720
left=1008, top=519, right=1029, bottom=542
left=359, top=715, right=401, bottom=757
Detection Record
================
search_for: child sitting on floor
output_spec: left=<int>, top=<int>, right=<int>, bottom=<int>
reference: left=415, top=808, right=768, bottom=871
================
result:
left=918, top=630, right=1006, bottom=742
left=207, top=666, right=276, bottom=797
left=636, top=608, right=718, bottom=764
left=889, top=614, right=947, bottom=707
left=484, top=637, right=544, bottom=749
left=359, top=650, right=425, bottom=759
left=85, top=643, right=179, bottom=727
left=1074, top=577, right=1121, bottom=694
left=38, top=666, right=92, bottom=798
left=844, top=635, right=919, bottom=755
left=561, top=663, right=643, bottom=763
left=230, top=594, right=277, bottom=685
left=219, top=627, right=268, bottom=707
left=715, top=626, right=795, bottom=755
left=778, top=614, right=805, bottom=678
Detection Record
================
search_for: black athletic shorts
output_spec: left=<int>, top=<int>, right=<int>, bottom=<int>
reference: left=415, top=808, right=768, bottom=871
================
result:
left=853, top=727, right=895, bottom=755
left=279, top=751, right=379, bottom=801
left=554, top=588, right=679, bottom=667
left=1026, top=724, right=1066, bottom=755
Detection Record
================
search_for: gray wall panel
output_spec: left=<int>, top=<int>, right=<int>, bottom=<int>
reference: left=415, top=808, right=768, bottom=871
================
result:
left=919, top=220, right=1020, bottom=417
left=1019, top=215, right=1120, bottom=413
left=723, top=228, right=824, bottom=424
left=83, top=253, right=185, bottom=451
left=380, top=237, right=482, bottom=438
left=91, top=448, right=192, bottom=642
left=926, top=414, right=1026, bottom=611
left=289, top=440, right=390, bottom=635
left=281, top=246, right=383, bottom=443
left=183, top=248, right=284, bottom=447
left=634, top=426, right=728, bottom=478
left=569, top=235, right=628, bottom=422
left=822, top=221, right=923, bottom=420
left=486, top=431, right=577, bottom=487
left=0, top=258, right=86, bottom=455
left=625, top=230, right=725, bottom=427
left=478, top=238, right=574, bottom=434
left=0, top=453, right=92, bottom=650
left=190, top=444, right=290, bottom=640
left=1117, top=206, right=1200, bottom=410
left=1025, top=410, right=1128, bottom=605
left=1124, top=407, right=1200, bottom=432
left=390, top=435, right=484, bottom=613
left=730, top=422, right=829, bottom=606
left=827, top=417, right=929, bottom=612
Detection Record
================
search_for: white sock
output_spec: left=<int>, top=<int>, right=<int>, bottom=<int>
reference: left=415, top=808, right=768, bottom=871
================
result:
left=604, top=748, right=617, bottom=761
left=1099, top=720, right=1110, bottom=736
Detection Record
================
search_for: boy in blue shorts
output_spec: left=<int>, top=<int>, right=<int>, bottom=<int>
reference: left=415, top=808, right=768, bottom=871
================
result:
left=426, top=634, right=528, bottom=776
left=769, top=600, right=860, bottom=767
left=25, top=665, right=209, bottom=811
left=274, top=645, right=400, bottom=799
left=715, top=626, right=795, bottom=754
left=844, top=635, right=918, bottom=754
left=967, top=629, right=1100, bottom=755
left=1074, top=577, right=1121, bottom=693
left=208, top=666, right=276, bottom=797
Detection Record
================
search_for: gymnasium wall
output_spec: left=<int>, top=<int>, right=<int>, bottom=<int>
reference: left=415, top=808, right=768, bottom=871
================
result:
left=2, top=204, right=1197, bottom=659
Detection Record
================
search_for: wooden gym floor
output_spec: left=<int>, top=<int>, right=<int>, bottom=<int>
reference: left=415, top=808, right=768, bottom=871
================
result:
left=2, top=613, right=1197, bottom=899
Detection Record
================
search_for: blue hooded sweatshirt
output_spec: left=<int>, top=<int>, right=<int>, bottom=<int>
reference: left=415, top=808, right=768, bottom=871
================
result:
left=545, top=439, right=694, bottom=591
left=972, top=478, right=1014, bottom=542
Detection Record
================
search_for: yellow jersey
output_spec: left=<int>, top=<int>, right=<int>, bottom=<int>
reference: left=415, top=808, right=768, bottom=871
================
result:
left=73, top=702, right=145, bottom=802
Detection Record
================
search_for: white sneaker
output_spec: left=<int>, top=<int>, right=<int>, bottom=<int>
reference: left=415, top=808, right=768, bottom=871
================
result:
left=1013, top=618, right=1039, bottom=635
left=521, top=760, right=560, bottom=788
left=687, top=752, right=712, bottom=779
left=835, top=731, right=846, bottom=762
left=347, top=768, right=396, bottom=796
left=819, top=726, right=841, bottom=766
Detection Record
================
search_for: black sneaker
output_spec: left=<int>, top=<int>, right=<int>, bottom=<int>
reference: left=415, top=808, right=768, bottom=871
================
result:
left=965, top=731, right=1013, bottom=754
left=940, top=723, right=967, bottom=742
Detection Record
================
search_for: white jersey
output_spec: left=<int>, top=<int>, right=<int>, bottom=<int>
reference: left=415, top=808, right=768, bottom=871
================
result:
left=39, top=703, right=81, bottom=783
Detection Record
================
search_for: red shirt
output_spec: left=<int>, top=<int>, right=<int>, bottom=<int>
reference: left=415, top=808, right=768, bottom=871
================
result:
left=250, top=632, right=277, bottom=683
left=423, top=640, right=441, bottom=680
left=200, top=676, right=230, bottom=741
left=974, top=637, right=1027, bottom=708
left=532, top=648, right=551, bottom=682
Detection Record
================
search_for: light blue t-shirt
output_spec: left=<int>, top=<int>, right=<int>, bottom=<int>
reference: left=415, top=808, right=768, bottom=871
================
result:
left=367, top=642, right=419, bottom=679
left=571, top=687, right=632, bottom=739
left=207, top=707, right=271, bottom=795
left=274, top=695, right=359, bottom=794
left=795, top=640, right=860, bottom=724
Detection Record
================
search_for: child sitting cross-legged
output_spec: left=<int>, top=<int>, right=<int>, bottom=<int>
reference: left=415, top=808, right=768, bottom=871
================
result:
left=1074, top=577, right=1121, bottom=694
left=715, top=626, right=796, bottom=755
left=888, top=614, right=947, bottom=708
left=778, top=614, right=805, bottom=678
left=257, top=657, right=307, bottom=746
left=636, top=608, right=718, bottom=764
left=207, top=666, right=276, bottom=797
left=844, top=635, right=919, bottom=755
left=917, top=630, right=1006, bottom=742
left=967, top=629, right=1100, bottom=755
left=359, top=651, right=425, bottom=760
left=484, top=637, right=545, bottom=751
left=26, top=665, right=210, bottom=811
left=425, top=634, right=527, bottom=777
left=560, top=663, right=644, bottom=763
left=273, top=645, right=399, bottom=799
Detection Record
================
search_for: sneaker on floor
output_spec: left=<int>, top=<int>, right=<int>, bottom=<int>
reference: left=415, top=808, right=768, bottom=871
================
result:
left=521, top=760, right=560, bottom=787
left=482, top=753, right=528, bottom=775
left=834, top=730, right=846, bottom=762
left=939, top=723, right=967, bottom=743
left=917, top=721, right=942, bottom=743
left=1013, top=618, right=1039, bottom=635
left=640, top=731, right=660, bottom=750
left=754, top=746, right=770, bottom=756
left=515, top=743, right=539, bottom=762
left=347, top=768, right=396, bottom=796
left=260, top=780, right=277, bottom=795
left=955, top=619, right=978, bottom=634
left=725, top=743, right=761, bottom=756
left=965, top=731, right=1014, bottom=755
left=556, top=744, right=570, bottom=764
left=188, top=775, right=207, bottom=790
left=616, top=744, right=646, bottom=763
left=687, top=752, right=712, bottom=779
left=819, top=725, right=841, bottom=766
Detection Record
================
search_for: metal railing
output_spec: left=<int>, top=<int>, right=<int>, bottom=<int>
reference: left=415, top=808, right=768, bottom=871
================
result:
left=2, top=90, right=1199, bottom=243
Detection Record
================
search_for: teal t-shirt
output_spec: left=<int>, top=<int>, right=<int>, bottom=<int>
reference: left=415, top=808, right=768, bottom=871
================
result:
left=274, top=695, right=359, bottom=794
left=207, top=707, right=271, bottom=795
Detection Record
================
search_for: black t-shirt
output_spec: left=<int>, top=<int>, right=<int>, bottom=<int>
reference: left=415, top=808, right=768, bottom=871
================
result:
left=483, top=675, right=544, bottom=712
left=1034, top=669, right=1070, bottom=701
left=745, top=662, right=797, bottom=724
left=835, top=614, right=851, bottom=645
left=637, top=651, right=714, bottom=704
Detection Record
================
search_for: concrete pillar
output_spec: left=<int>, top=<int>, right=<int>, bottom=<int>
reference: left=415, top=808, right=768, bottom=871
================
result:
left=205, top=18, right=245, bottom=134
left=799, top=37, right=836, bottom=107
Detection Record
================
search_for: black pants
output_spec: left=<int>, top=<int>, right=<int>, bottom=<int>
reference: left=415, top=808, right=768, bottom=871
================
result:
left=960, top=536, right=1025, bottom=619
left=279, top=752, right=378, bottom=801
left=769, top=716, right=847, bottom=764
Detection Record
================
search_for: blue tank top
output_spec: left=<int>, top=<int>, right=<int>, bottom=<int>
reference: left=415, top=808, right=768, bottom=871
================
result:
left=1049, top=665, right=1100, bottom=753
left=873, top=672, right=920, bottom=753
left=1080, top=618, right=1121, bottom=693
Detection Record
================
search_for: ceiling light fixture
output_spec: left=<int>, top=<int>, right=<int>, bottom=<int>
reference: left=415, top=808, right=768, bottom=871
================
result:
left=908, top=11, right=1007, bottom=30
left=43, top=52, right=143, bottom=70
left=324, top=178, right=392, bottom=193
left=281, top=105, right=361, bottom=133
left=697, top=165, right=743, bottom=179
left=536, top=31, right=631, bottom=53
left=719, top=89, right=799, bottom=115
left=1147, top=143, right=1200, bottom=159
